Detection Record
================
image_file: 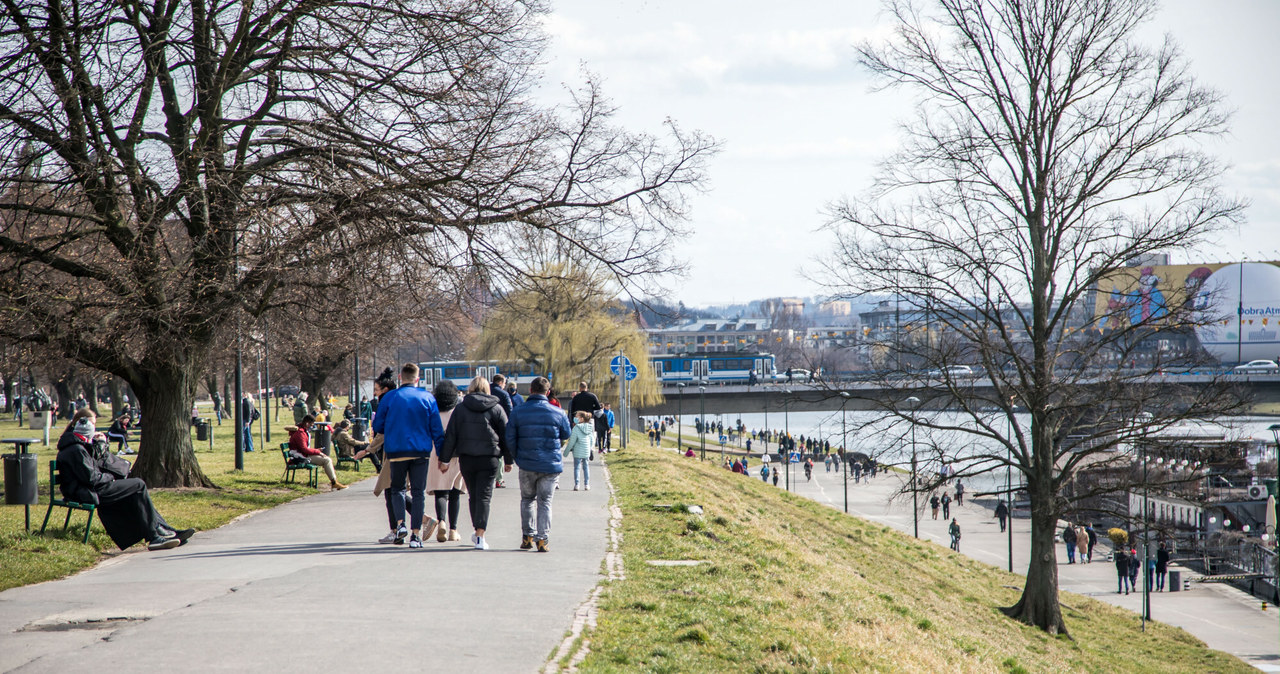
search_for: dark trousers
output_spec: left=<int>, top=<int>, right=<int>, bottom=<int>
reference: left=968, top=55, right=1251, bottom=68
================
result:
left=458, top=455, right=500, bottom=531
left=385, top=489, right=411, bottom=531
left=389, top=458, right=428, bottom=530
left=433, top=489, right=461, bottom=530
left=96, top=478, right=171, bottom=549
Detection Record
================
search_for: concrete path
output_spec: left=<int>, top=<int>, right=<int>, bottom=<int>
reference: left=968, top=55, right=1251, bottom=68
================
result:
left=773, top=464, right=1280, bottom=672
left=0, top=470, right=611, bottom=673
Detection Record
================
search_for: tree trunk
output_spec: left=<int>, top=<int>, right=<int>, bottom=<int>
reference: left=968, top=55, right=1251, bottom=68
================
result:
left=129, top=362, right=215, bottom=488
left=1002, top=478, right=1068, bottom=635
left=81, top=377, right=99, bottom=416
left=53, top=376, right=73, bottom=419
left=300, top=371, right=327, bottom=408
left=3, top=373, right=15, bottom=413
left=107, top=377, right=124, bottom=419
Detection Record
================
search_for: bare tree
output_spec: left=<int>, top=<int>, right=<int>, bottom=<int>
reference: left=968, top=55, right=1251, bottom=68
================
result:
left=0, top=1, right=712, bottom=486
left=828, top=0, right=1245, bottom=634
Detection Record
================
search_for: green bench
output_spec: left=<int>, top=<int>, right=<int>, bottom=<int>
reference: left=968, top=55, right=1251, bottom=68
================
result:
left=40, top=460, right=96, bottom=543
left=280, top=443, right=319, bottom=488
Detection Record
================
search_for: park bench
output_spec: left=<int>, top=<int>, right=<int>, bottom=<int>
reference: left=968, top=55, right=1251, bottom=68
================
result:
left=335, top=449, right=360, bottom=473
left=280, top=443, right=319, bottom=488
left=39, top=460, right=96, bottom=544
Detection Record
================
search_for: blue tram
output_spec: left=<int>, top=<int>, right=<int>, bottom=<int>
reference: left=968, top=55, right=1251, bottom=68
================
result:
left=417, top=360, right=544, bottom=391
left=650, top=352, right=776, bottom=384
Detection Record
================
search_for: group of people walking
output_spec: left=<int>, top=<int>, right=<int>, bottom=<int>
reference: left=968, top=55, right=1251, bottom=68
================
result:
left=356, top=364, right=601, bottom=552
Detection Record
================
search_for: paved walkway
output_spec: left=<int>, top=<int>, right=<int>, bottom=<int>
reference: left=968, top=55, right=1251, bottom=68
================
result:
left=0, top=472, right=611, bottom=673
left=775, top=464, right=1280, bottom=671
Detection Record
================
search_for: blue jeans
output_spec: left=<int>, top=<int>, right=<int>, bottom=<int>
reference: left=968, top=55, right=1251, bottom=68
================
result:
left=519, top=469, right=559, bottom=541
left=242, top=424, right=254, bottom=452
left=572, top=457, right=590, bottom=487
left=1066, top=541, right=1076, bottom=563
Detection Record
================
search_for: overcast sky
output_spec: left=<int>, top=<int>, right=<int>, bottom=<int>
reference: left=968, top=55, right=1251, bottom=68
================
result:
left=537, top=0, right=1280, bottom=307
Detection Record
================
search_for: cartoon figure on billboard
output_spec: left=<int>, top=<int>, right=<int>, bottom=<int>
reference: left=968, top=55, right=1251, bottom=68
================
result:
left=1184, top=266, right=1213, bottom=312
left=1127, top=267, right=1168, bottom=325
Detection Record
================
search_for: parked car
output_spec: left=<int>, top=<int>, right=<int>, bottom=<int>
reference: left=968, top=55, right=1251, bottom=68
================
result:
left=276, top=385, right=301, bottom=398
left=928, top=365, right=974, bottom=378
left=1232, top=360, right=1278, bottom=373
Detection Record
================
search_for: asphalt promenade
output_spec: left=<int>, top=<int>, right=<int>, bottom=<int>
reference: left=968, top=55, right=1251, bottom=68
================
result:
left=0, top=472, right=611, bottom=673
left=776, top=462, right=1280, bottom=671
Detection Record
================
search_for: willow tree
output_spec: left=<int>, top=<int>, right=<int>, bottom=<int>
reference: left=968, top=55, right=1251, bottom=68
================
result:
left=0, top=1, right=710, bottom=485
left=474, top=265, right=662, bottom=406
left=830, top=0, right=1243, bottom=634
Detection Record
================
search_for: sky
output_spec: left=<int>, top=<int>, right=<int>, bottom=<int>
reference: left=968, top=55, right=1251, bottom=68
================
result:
left=535, top=0, right=1280, bottom=308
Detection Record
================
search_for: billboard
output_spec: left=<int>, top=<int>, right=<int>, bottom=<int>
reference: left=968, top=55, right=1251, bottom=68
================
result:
left=1093, top=261, right=1280, bottom=363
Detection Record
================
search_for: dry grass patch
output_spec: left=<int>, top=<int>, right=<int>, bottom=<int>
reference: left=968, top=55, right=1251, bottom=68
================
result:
left=576, top=438, right=1249, bottom=673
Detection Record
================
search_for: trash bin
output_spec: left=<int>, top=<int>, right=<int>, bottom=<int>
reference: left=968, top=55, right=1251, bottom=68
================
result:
left=1168, top=570, right=1181, bottom=592
left=313, top=423, right=332, bottom=456
left=3, top=453, right=38, bottom=505
left=196, top=419, right=210, bottom=442
left=353, top=418, right=368, bottom=441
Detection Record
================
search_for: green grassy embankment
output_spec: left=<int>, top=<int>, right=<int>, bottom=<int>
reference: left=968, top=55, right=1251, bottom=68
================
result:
left=573, top=434, right=1249, bottom=673
left=0, top=402, right=360, bottom=592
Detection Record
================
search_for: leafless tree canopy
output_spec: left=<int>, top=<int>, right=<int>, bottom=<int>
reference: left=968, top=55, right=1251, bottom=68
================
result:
left=826, top=0, right=1244, bottom=634
left=0, top=0, right=713, bottom=486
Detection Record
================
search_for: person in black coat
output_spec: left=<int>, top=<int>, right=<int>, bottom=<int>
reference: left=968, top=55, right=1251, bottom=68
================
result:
left=1155, top=541, right=1171, bottom=591
left=56, top=410, right=193, bottom=551
left=1114, top=548, right=1130, bottom=594
left=437, top=376, right=512, bottom=551
left=995, top=500, right=1009, bottom=532
left=569, top=382, right=602, bottom=419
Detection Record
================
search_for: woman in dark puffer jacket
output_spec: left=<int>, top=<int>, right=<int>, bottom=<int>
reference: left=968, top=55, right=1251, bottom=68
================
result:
left=437, top=375, right=512, bottom=551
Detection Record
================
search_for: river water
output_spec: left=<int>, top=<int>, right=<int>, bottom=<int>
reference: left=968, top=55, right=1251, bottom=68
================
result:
left=659, top=411, right=1279, bottom=495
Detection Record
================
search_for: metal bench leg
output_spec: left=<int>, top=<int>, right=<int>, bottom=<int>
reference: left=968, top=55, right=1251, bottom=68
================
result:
left=40, top=502, right=55, bottom=535
left=82, top=510, right=94, bottom=544
left=63, top=507, right=73, bottom=532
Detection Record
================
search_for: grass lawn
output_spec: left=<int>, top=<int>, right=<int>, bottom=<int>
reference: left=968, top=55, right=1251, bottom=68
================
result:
left=0, top=401, right=367, bottom=592
left=573, top=432, right=1251, bottom=673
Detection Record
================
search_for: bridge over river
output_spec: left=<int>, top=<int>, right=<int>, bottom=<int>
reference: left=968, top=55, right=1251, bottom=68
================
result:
left=635, top=373, right=1280, bottom=416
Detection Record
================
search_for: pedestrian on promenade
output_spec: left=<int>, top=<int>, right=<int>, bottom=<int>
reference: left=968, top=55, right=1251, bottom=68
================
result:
left=507, top=382, right=524, bottom=407
left=362, top=369, right=406, bottom=544
left=212, top=391, right=223, bottom=425
left=56, top=410, right=194, bottom=551
left=772, top=470, right=779, bottom=487
left=761, top=464, right=770, bottom=482
left=490, top=375, right=513, bottom=490
left=1075, top=523, right=1089, bottom=563
left=288, top=415, right=346, bottom=491
left=424, top=380, right=465, bottom=542
left=853, top=461, right=862, bottom=483
left=1086, top=524, right=1099, bottom=563
left=1155, top=541, right=1170, bottom=591
left=941, top=491, right=951, bottom=519
left=507, top=376, right=570, bottom=553
left=930, top=493, right=940, bottom=520
left=241, top=392, right=258, bottom=452
left=955, top=479, right=965, bottom=506
left=1128, top=546, right=1140, bottom=591
left=292, top=392, right=308, bottom=425
left=373, top=363, right=446, bottom=549
left=437, top=376, right=510, bottom=550
left=1063, top=522, right=1078, bottom=563
left=569, top=381, right=602, bottom=420
left=995, top=500, right=1009, bottom=532
left=563, top=411, right=594, bottom=491
left=948, top=518, right=961, bottom=552
left=1115, top=547, right=1131, bottom=594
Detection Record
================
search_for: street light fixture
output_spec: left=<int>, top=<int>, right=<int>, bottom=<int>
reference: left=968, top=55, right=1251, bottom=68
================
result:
left=907, top=396, right=921, bottom=538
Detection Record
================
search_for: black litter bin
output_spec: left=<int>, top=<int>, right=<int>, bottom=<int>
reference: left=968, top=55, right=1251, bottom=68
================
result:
left=1168, top=570, right=1181, bottom=592
left=314, top=423, right=332, bottom=456
left=353, top=418, right=368, bottom=441
left=3, top=452, right=38, bottom=505
left=196, top=420, right=210, bottom=442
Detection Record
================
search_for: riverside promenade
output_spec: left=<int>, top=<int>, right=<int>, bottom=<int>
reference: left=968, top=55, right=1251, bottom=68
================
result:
left=0, top=476, right=611, bottom=673
left=780, top=464, right=1280, bottom=671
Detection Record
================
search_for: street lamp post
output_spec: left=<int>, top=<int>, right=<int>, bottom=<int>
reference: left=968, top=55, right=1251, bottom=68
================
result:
left=784, top=388, right=792, bottom=492
left=1269, top=424, right=1280, bottom=604
left=699, top=384, right=706, bottom=461
left=907, top=396, right=920, bottom=538
left=677, top=383, right=685, bottom=449
left=1007, top=402, right=1014, bottom=572
left=841, top=391, right=851, bottom=514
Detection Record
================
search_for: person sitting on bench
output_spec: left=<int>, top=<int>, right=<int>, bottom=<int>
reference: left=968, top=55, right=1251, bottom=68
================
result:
left=56, top=409, right=194, bottom=551
left=333, top=419, right=373, bottom=468
left=288, top=415, right=346, bottom=490
left=105, top=411, right=133, bottom=455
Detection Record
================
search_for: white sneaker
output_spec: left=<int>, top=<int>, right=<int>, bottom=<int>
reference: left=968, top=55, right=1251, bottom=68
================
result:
left=573, top=485, right=579, bottom=491
left=377, top=531, right=397, bottom=544
left=585, top=485, right=591, bottom=491
left=474, top=536, right=489, bottom=551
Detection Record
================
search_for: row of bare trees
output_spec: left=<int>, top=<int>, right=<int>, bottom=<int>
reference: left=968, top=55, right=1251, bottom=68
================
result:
left=0, top=0, right=712, bottom=487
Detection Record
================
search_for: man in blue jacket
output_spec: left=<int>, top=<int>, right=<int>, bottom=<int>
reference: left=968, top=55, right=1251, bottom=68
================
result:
left=506, top=376, right=571, bottom=552
left=371, top=363, right=445, bottom=548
